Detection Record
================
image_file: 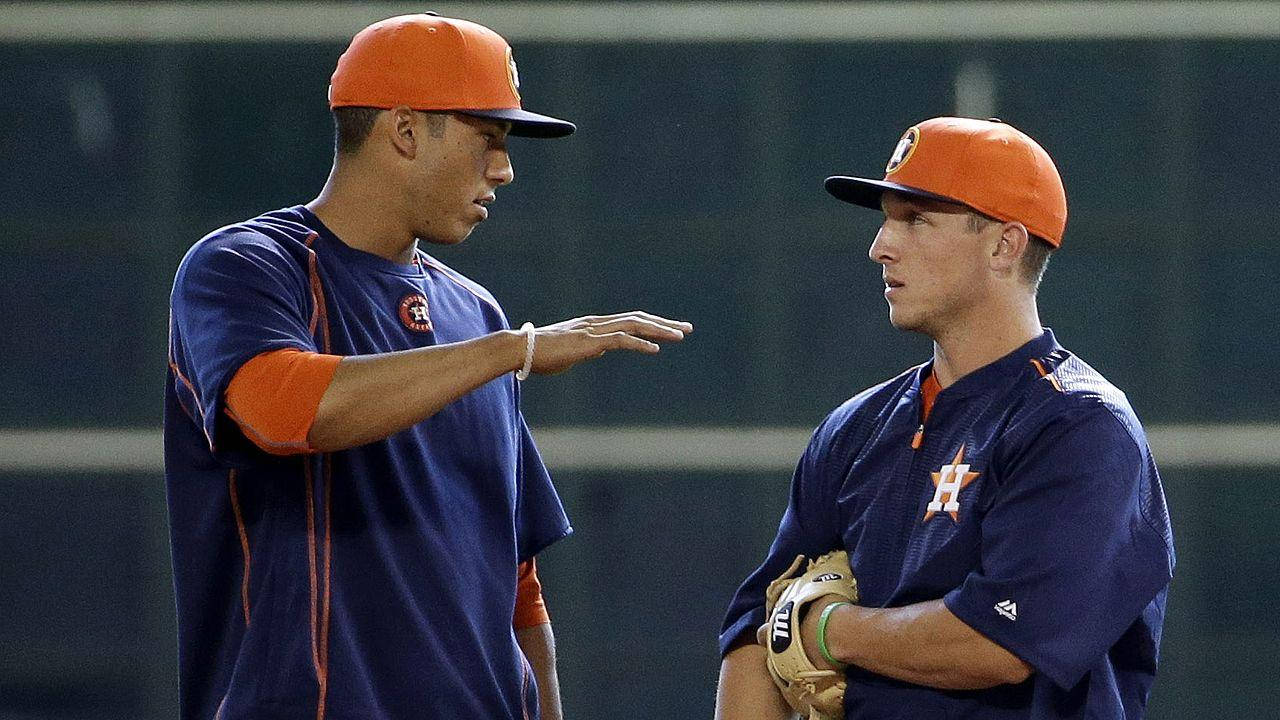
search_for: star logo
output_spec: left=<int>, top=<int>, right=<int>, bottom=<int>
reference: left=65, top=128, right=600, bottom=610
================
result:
left=923, top=444, right=980, bottom=523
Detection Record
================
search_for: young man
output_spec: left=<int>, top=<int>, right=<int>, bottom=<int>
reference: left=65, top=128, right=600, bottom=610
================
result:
left=164, top=14, right=690, bottom=720
left=715, top=117, right=1174, bottom=719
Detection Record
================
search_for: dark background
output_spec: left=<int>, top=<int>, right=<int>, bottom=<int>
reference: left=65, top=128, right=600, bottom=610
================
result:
left=2, top=3, right=1277, bottom=719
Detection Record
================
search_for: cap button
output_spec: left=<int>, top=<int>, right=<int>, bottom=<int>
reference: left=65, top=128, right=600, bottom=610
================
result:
left=987, top=117, right=1004, bottom=123
left=423, top=10, right=439, bottom=16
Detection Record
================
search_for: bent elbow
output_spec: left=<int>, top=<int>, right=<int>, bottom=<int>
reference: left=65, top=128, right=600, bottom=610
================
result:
left=997, top=658, right=1033, bottom=686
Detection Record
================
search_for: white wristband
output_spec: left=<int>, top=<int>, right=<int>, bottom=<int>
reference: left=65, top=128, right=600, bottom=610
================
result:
left=516, top=322, right=535, bottom=381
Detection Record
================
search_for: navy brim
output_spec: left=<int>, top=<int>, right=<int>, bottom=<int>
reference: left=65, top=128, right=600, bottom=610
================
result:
left=824, top=176, right=957, bottom=209
left=462, top=108, right=576, bottom=139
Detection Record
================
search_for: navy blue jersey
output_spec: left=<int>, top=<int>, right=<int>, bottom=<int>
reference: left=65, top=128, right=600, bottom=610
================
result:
left=721, top=330, right=1174, bottom=719
left=165, top=206, right=572, bottom=720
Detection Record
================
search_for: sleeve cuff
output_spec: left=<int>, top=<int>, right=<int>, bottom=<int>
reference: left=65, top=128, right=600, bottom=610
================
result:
left=718, top=606, right=766, bottom=658
left=942, top=586, right=1073, bottom=689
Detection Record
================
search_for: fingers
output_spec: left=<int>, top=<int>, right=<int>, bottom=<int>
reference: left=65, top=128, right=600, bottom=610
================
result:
left=526, top=311, right=689, bottom=375
left=587, top=316, right=688, bottom=342
left=581, top=311, right=693, bottom=336
left=595, top=331, right=660, bottom=354
left=756, top=623, right=769, bottom=647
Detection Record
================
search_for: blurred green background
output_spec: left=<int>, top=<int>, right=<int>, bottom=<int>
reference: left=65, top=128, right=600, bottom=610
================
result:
left=2, top=2, right=1277, bottom=718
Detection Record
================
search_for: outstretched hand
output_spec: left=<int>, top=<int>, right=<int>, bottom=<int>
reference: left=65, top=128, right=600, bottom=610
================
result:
left=529, top=311, right=692, bottom=375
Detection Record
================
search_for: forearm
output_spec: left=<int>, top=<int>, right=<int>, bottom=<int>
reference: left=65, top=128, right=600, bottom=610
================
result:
left=516, top=623, right=563, bottom=720
left=824, top=600, right=1031, bottom=690
left=715, top=643, right=793, bottom=720
left=309, top=330, right=524, bottom=451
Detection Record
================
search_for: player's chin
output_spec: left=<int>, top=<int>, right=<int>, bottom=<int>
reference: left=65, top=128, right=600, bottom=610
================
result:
left=887, top=306, right=923, bottom=332
left=422, top=222, right=477, bottom=246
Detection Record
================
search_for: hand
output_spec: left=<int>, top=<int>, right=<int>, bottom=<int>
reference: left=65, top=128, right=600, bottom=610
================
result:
left=526, top=311, right=692, bottom=375
left=798, top=594, right=851, bottom=672
left=753, top=592, right=848, bottom=672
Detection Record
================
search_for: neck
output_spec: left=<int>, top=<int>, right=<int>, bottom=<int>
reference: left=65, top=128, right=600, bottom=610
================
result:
left=929, top=292, right=1042, bottom=388
left=306, top=162, right=417, bottom=264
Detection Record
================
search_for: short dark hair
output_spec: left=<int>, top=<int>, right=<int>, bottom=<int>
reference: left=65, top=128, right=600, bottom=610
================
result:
left=332, top=107, right=449, bottom=155
left=332, top=106, right=383, bottom=155
left=1020, top=235, right=1054, bottom=290
left=967, top=210, right=1054, bottom=290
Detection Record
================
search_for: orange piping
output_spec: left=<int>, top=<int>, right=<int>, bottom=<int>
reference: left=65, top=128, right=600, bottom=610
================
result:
left=228, top=469, right=252, bottom=626
left=304, top=230, right=333, bottom=720
left=1030, top=358, right=1064, bottom=392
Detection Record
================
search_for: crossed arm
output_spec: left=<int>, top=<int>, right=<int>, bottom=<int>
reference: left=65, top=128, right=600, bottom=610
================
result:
left=715, top=598, right=1032, bottom=719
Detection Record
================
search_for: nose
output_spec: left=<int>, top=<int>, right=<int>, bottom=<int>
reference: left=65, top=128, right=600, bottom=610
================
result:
left=489, top=149, right=514, bottom=186
left=869, top=224, right=896, bottom=265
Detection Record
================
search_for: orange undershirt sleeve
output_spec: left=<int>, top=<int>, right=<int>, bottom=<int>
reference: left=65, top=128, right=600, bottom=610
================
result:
left=224, top=348, right=342, bottom=455
left=513, top=558, right=550, bottom=629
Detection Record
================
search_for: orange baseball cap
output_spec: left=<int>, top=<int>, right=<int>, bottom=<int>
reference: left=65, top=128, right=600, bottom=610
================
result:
left=329, top=13, right=575, bottom=139
left=825, top=117, right=1067, bottom=246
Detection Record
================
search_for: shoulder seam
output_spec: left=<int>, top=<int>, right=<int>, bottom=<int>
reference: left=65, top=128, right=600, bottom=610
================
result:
left=419, top=255, right=503, bottom=316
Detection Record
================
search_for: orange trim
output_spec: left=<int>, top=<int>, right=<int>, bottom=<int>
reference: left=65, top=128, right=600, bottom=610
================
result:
left=317, top=455, right=333, bottom=720
left=304, top=233, right=333, bottom=355
left=167, top=352, right=216, bottom=452
left=167, top=356, right=203, bottom=419
left=166, top=328, right=197, bottom=425
left=304, top=461, right=322, bottom=682
left=1030, top=358, right=1064, bottom=392
left=228, top=470, right=252, bottom=627
left=168, top=316, right=206, bottom=420
left=305, top=234, right=322, bottom=336
left=168, top=357, right=197, bottom=424
left=513, top=559, right=550, bottom=629
left=302, top=232, right=333, bottom=720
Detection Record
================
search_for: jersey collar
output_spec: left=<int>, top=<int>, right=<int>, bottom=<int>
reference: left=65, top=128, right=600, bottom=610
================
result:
left=913, top=328, right=1061, bottom=401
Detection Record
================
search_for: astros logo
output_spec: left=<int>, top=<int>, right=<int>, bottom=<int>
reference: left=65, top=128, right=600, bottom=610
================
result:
left=923, top=444, right=980, bottom=523
left=398, top=293, right=433, bottom=333
left=885, top=126, right=921, bottom=174
left=505, top=47, right=521, bottom=100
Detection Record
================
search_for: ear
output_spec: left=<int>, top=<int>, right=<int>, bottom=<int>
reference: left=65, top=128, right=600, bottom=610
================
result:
left=989, top=221, right=1029, bottom=276
left=386, top=106, right=419, bottom=159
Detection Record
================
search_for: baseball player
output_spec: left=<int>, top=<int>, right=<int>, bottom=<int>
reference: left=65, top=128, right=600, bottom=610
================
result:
left=164, top=14, right=690, bottom=720
left=715, top=117, right=1174, bottom=719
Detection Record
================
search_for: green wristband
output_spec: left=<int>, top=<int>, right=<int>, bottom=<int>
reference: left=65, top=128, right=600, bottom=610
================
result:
left=817, top=601, right=851, bottom=668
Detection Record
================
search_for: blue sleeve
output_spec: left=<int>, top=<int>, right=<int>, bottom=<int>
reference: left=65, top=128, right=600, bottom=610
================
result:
left=168, top=232, right=317, bottom=458
left=943, top=407, right=1175, bottom=689
left=718, top=414, right=846, bottom=657
left=513, top=411, right=572, bottom=562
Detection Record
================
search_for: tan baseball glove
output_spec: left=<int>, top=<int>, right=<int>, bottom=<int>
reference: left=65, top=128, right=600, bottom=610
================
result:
left=762, top=550, right=859, bottom=720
